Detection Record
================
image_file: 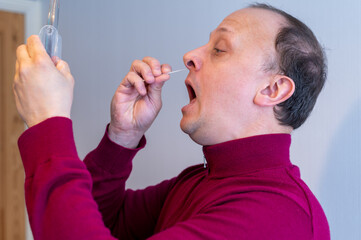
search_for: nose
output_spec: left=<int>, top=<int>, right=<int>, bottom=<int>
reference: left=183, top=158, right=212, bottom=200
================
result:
left=183, top=48, right=203, bottom=72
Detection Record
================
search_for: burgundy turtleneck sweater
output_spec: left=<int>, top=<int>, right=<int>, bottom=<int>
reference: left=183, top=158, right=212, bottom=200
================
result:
left=18, top=117, right=330, bottom=240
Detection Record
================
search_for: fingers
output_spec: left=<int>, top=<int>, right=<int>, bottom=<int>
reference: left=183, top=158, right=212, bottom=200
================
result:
left=14, top=61, right=20, bottom=88
left=26, top=35, right=48, bottom=60
left=124, top=57, right=172, bottom=96
left=148, top=64, right=172, bottom=85
left=14, top=61, right=19, bottom=79
left=142, top=56, right=162, bottom=77
left=16, top=35, right=52, bottom=74
left=161, top=64, right=172, bottom=74
left=154, top=72, right=170, bottom=83
left=153, top=64, right=172, bottom=82
left=56, top=60, right=72, bottom=79
left=55, top=60, right=75, bottom=87
left=131, top=60, right=155, bottom=84
left=16, top=45, right=30, bottom=65
left=56, top=60, right=70, bottom=74
left=122, top=71, right=147, bottom=96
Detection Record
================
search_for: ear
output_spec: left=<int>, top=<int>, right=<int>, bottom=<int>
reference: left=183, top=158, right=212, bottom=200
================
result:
left=254, top=75, right=295, bottom=107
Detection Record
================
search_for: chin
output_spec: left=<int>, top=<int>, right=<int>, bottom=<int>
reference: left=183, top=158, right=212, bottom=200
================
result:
left=180, top=117, right=191, bottom=135
left=180, top=119, right=210, bottom=146
left=180, top=118, right=198, bottom=141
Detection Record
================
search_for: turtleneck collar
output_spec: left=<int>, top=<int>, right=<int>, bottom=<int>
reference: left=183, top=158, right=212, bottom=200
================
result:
left=202, top=134, right=292, bottom=178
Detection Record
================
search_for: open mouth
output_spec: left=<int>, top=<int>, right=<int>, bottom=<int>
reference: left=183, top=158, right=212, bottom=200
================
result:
left=186, top=83, right=196, bottom=102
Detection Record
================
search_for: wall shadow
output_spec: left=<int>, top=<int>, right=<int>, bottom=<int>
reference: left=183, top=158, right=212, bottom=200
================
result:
left=319, top=98, right=361, bottom=239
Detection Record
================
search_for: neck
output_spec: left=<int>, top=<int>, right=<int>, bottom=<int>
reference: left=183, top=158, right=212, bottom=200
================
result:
left=235, top=112, right=294, bottom=140
left=224, top=123, right=292, bottom=145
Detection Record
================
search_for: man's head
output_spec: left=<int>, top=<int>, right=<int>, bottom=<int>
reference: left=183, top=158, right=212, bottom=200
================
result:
left=181, top=4, right=326, bottom=146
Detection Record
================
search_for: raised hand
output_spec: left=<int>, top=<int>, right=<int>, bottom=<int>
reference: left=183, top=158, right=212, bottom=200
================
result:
left=13, top=35, right=74, bottom=128
left=108, top=57, right=171, bottom=148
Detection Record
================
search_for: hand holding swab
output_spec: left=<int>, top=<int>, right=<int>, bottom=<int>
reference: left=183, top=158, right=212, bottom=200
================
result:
left=132, top=65, right=187, bottom=82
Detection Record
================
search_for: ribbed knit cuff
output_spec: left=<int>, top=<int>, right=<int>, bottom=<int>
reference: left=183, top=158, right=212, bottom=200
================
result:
left=18, top=117, right=78, bottom=178
left=87, top=125, right=146, bottom=174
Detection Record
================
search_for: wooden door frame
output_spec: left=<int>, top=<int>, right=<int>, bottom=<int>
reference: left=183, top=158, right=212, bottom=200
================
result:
left=0, top=1, right=42, bottom=240
left=0, top=0, right=42, bottom=39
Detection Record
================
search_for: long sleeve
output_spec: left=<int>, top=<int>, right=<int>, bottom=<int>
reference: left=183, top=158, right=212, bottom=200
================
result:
left=84, top=131, right=176, bottom=239
left=18, top=117, right=117, bottom=240
left=19, top=117, right=177, bottom=240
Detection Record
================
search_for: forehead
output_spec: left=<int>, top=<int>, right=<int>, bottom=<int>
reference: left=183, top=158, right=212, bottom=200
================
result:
left=214, top=8, right=286, bottom=45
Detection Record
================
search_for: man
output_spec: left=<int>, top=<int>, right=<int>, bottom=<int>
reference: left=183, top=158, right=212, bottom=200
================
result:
left=13, top=3, right=329, bottom=240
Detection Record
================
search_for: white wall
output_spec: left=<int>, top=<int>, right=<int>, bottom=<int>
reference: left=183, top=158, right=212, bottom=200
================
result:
left=37, top=0, right=361, bottom=239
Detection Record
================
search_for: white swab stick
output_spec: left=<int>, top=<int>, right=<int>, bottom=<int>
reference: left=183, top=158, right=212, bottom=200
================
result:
left=167, top=68, right=187, bottom=75
left=133, top=66, right=187, bottom=78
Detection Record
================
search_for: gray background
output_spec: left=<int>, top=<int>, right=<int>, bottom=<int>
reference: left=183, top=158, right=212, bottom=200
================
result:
left=32, top=0, right=361, bottom=239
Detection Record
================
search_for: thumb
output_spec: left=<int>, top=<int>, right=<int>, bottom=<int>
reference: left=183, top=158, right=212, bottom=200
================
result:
left=149, top=81, right=165, bottom=95
left=147, top=75, right=168, bottom=103
left=147, top=64, right=171, bottom=98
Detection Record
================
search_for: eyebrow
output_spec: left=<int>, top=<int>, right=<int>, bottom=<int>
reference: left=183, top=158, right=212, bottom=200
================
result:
left=217, top=27, right=233, bottom=33
left=210, top=27, right=233, bottom=38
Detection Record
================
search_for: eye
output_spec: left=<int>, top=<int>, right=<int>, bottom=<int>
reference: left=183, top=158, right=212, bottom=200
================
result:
left=213, top=48, right=226, bottom=56
left=213, top=48, right=225, bottom=54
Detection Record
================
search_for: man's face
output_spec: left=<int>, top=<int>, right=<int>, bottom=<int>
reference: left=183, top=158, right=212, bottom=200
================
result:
left=180, top=8, right=285, bottom=145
